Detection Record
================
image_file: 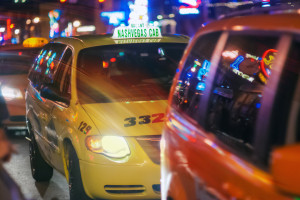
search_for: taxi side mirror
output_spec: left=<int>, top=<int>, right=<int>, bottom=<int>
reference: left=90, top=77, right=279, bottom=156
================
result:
left=271, top=144, right=300, bottom=196
left=40, top=86, right=69, bottom=105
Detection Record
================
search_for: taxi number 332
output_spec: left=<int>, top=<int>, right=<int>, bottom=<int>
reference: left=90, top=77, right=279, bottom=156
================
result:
left=124, top=113, right=165, bottom=127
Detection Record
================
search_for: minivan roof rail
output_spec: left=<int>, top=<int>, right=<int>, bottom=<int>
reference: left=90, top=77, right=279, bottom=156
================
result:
left=218, top=4, right=300, bottom=20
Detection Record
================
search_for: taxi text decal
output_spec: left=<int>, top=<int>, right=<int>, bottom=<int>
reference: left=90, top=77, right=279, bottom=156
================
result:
left=124, top=113, right=165, bottom=127
left=78, top=121, right=92, bottom=134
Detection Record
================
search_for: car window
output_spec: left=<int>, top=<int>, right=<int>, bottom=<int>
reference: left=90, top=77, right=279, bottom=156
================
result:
left=76, top=43, right=187, bottom=104
left=28, top=43, right=67, bottom=90
left=53, top=47, right=72, bottom=96
left=43, top=43, right=67, bottom=86
left=28, top=44, right=52, bottom=89
left=171, top=32, right=221, bottom=120
left=206, top=33, right=280, bottom=160
left=268, top=37, right=300, bottom=157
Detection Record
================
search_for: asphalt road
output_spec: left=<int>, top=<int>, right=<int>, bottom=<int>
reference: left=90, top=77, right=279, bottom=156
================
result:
left=3, top=135, right=69, bottom=200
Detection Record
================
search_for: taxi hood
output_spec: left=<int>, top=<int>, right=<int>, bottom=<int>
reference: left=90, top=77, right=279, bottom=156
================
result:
left=81, top=100, right=168, bottom=137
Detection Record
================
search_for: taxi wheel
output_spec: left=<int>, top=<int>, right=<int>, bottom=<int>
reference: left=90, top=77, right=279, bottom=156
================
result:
left=68, top=145, right=92, bottom=200
left=29, top=132, right=53, bottom=182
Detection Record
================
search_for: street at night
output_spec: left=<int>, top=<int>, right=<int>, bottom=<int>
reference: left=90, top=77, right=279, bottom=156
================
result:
left=4, top=135, right=69, bottom=200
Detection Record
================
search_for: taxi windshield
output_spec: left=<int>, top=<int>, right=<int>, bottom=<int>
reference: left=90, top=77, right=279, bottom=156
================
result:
left=77, top=43, right=186, bottom=104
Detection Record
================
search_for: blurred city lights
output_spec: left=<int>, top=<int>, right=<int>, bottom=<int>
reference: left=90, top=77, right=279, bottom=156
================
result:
left=26, top=19, right=31, bottom=24
left=128, top=0, right=148, bottom=24
left=157, top=15, right=163, bottom=20
left=73, top=20, right=81, bottom=27
left=169, top=14, right=175, bottom=18
left=77, top=25, right=96, bottom=32
left=179, top=7, right=200, bottom=15
left=101, top=12, right=125, bottom=26
left=14, top=29, right=20, bottom=34
left=153, top=21, right=160, bottom=26
left=33, top=17, right=40, bottom=23
left=0, top=27, right=5, bottom=32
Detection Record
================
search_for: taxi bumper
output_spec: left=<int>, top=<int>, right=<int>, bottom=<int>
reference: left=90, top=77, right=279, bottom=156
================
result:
left=79, top=159, right=161, bottom=200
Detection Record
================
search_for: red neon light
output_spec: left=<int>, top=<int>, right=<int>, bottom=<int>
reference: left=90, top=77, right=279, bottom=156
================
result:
left=6, top=19, right=12, bottom=40
left=110, top=58, right=116, bottom=63
left=103, top=61, right=109, bottom=68
left=260, top=49, right=277, bottom=78
left=40, top=58, right=44, bottom=65
left=18, top=52, right=22, bottom=56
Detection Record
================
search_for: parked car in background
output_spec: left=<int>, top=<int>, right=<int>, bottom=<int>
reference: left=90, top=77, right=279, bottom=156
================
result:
left=0, top=37, right=47, bottom=133
left=161, top=14, right=300, bottom=200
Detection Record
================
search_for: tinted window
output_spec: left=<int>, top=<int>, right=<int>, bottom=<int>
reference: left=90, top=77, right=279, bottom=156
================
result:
left=43, top=43, right=67, bottom=85
left=77, top=43, right=187, bottom=104
left=53, top=48, right=72, bottom=95
left=29, top=43, right=66, bottom=90
left=171, top=32, right=221, bottom=120
left=206, top=34, right=279, bottom=158
left=28, top=44, right=52, bottom=89
left=267, top=38, right=300, bottom=157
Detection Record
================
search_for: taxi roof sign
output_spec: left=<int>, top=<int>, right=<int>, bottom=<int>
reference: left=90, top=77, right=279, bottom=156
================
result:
left=23, top=37, right=48, bottom=48
left=112, top=23, right=162, bottom=40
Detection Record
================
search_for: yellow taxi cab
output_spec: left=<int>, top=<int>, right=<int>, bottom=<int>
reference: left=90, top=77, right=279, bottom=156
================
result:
left=0, top=38, right=46, bottom=133
left=25, top=24, right=188, bottom=200
left=161, top=14, right=300, bottom=200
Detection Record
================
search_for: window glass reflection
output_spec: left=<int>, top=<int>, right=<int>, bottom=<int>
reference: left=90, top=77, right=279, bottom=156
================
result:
left=207, top=34, right=279, bottom=157
left=172, top=32, right=221, bottom=120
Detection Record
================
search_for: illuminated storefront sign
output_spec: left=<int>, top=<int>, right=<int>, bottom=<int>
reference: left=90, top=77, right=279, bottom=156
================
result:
left=258, top=48, right=277, bottom=84
left=260, top=49, right=277, bottom=78
left=230, top=55, right=244, bottom=70
left=48, top=9, right=61, bottom=38
left=222, top=50, right=239, bottom=59
left=77, top=25, right=96, bottom=32
left=101, top=12, right=125, bottom=26
left=128, top=0, right=148, bottom=24
left=179, top=8, right=200, bottom=15
left=232, top=68, right=254, bottom=82
left=112, top=23, right=162, bottom=39
left=178, top=0, right=201, bottom=15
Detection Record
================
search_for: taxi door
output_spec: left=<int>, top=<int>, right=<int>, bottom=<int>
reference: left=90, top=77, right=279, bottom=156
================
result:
left=27, top=43, right=55, bottom=155
left=44, top=47, right=73, bottom=173
left=32, top=43, right=70, bottom=164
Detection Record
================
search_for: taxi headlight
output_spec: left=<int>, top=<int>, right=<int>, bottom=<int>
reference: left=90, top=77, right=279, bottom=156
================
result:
left=85, top=135, right=130, bottom=158
left=1, top=86, right=23, bottom=100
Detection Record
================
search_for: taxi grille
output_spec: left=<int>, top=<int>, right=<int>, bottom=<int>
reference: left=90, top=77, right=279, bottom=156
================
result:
left=104, top=185, right=145, bottom=194
left=136, top=135, right=161, bottom=165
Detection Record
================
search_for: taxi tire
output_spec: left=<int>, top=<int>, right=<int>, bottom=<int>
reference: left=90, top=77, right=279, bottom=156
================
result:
left=68, top=145, right=92, bottom=200
left=29, top=132, right=53, bottom=182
